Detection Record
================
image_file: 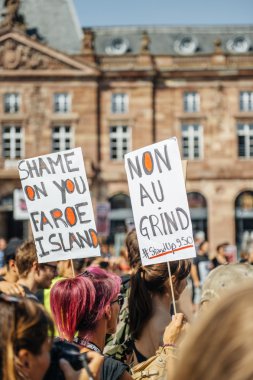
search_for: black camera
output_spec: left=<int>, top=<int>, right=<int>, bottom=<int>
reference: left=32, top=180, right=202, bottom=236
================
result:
left=44, top=339, right=90, bottom=380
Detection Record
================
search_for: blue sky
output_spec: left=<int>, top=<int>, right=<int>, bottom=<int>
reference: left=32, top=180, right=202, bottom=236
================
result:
left=74, top=0, right=253, bottom=27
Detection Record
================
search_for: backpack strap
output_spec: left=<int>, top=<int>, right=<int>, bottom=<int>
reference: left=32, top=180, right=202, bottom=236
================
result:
left=131, top=346, right=177, bottom=379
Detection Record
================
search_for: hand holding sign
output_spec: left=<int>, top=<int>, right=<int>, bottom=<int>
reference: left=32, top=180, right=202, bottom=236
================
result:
left=18, top=148, right=100, bottom=263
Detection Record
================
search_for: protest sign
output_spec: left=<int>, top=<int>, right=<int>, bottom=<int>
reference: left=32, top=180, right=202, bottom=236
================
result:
left=125, top=137, right=196, bottom=266
left=18, top=148, right=100, bottom=263
left=96, top=202, right=111, bottom=236
left=13, top=189, right=29, bottom=220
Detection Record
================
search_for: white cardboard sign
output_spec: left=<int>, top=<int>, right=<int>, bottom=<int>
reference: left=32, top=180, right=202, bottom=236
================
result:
left=18, top=148, right=100, bottom=263
left=125, top=137, right=196, bottom=266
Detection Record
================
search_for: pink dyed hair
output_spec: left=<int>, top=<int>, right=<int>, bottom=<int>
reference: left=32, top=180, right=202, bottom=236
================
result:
left=50, top=266, right=121, bottom=341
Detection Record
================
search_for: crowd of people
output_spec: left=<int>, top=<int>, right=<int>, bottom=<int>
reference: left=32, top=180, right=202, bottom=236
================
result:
left=1, top=230, right=253, bottom=380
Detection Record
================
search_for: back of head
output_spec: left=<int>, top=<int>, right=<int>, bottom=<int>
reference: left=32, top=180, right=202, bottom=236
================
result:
left=216, top=242, right=230, bottom=253
left=73, top=259, right=84, bottom=274
left=201, top=264, right=253, bottom=306
left=194, top=231, right=205, bottom=243
left=50, top=266, right=121, bottom=341
left=4, top=238, right=23, bottom=266
left=91, top=257, right=110, bottom=270
left=129, top=259, right=191, bottom=340
left=173, top=281, right=253, bottom=380
left=0, top=294, right=53, bottom=380
left=125, top=229, right=141, bottom=269
left=198, top=240, right=208, bottom=254
left=15, top=240, right=37, bottom=278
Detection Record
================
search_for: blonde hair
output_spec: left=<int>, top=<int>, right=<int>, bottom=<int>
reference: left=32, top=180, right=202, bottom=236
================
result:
left=173, top=281, right=253, bottom=380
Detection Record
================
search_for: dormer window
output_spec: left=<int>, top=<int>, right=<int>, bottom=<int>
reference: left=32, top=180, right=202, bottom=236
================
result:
left=227, top=36, right=251, bottom=53
left=105, top=37, right=129, bottom=55
left=174, top=36, right=198, bottom=55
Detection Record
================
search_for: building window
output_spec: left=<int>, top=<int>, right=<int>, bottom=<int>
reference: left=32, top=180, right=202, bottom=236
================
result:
left=111, top=93, right=128, bottom=114
left=182, top=124, right=202, bottom=159
left=235, top=191, right=253, bottom=251
left=2, top=125, right=23, bottom=159
left=183, top=92, right=200, bottom=112
left=240, top=92, right=253, bottom=112
left=187, top=192, right=208, bottom=239
left=4, top=93, right=20, bottom=113
left=52, top=125, right=72, bottom=152
left=237, top=123, right=253, bottom=158
left=54, top=93, right=71, bottom=113
left=110, top=125, right=131, bottom=160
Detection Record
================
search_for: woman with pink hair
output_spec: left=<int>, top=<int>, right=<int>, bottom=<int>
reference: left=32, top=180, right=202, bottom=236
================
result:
left=50, top=266, right=132, bottom=380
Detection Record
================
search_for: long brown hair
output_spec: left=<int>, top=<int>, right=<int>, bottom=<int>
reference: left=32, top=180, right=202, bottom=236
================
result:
left=0, top=295, right=54, bottom=380
left=129, top=260, right=191, bottom=340
left=125, top=229, right=142, bottom=269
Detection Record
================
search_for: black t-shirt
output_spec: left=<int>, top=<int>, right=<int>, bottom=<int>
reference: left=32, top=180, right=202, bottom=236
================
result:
left=21, top=285, right=39, bottom=302
left=133, top=343, right=147, bottom=363
left=211, top=257, right=220, bottom=268
left=102, top=356, right=128, bottom=380
left=193, top=254, right=210, bottom=286
left=120, top=274, right=130, bottom=295
left=212, top=257, right=228, bottom=268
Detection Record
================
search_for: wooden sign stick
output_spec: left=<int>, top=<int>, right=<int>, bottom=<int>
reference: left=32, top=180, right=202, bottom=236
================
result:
left=167, top=261, right=177, bottom=315
left=167, top=160, right=187, bottom=315
left=71, top=259, right=75, bottom=277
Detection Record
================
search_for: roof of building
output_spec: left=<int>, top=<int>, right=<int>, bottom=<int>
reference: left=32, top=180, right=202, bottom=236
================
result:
left=88, top=25, right=253, bottom=56
left=0, top=0, right=83, bottom=54
left=0, top=0, right=252, bottom=58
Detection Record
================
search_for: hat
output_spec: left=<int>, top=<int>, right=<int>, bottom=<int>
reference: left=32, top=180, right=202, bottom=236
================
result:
left=201, top=264, right=253, bottom=304
left=4, top=238, right=23, bottom=263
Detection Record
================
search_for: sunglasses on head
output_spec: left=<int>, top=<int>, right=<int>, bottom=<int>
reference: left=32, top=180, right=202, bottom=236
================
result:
left=78, top=270, right=95, bottom=279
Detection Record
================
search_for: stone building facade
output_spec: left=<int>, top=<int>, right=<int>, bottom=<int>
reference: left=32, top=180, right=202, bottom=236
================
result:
left=0, top=0, right=253, bottom=255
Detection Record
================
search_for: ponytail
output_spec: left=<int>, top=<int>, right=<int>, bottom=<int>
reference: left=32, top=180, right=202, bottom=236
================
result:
left=129, top=267, right=153, bottom=340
